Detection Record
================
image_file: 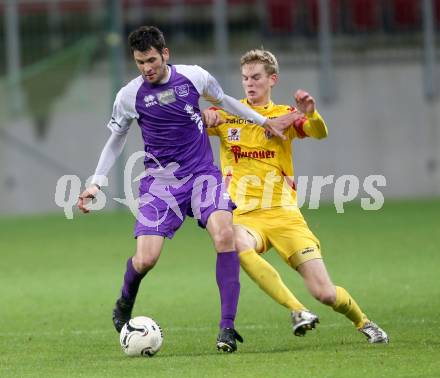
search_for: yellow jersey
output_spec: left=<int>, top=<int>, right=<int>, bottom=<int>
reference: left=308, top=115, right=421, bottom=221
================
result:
left=207, top=99, right=327, bottom=215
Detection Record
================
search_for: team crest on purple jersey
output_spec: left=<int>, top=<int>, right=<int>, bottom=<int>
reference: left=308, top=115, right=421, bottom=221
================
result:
left=175, top=84, right=189, bottom=97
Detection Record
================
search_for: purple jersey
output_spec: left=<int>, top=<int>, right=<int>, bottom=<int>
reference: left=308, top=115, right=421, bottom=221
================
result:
left=107, top=65, right=224, bottom=178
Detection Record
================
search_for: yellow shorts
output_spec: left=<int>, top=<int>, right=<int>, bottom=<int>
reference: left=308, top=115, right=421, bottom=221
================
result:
left=234, top=207, right=322, bottom=269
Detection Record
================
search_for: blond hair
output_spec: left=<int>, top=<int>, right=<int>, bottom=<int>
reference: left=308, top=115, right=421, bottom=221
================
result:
left=240, top=49, right=279, bottom=75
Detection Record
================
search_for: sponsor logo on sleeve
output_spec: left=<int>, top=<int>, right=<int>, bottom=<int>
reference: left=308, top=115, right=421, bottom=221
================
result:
left=299, top=246, right=316, bottom=255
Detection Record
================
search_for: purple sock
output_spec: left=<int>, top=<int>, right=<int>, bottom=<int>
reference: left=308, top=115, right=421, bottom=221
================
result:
left=216, top=251, right=240, bottom=329
left=121, top=258, right=146, bottom=302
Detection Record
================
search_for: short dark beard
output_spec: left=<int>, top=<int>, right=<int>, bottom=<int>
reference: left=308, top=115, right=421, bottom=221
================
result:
left=144, top=54, right=168, bottom=84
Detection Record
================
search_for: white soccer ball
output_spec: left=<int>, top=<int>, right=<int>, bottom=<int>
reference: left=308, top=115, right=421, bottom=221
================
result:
left=119, top=316, right=164, bottom=357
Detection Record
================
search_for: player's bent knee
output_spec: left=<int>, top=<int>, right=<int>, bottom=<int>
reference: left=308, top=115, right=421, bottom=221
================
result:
left=132, top=254, right=159, bottom=272
left=233, top=227, right=255, bottom=252
left=212, top=226, right=234, bottom=252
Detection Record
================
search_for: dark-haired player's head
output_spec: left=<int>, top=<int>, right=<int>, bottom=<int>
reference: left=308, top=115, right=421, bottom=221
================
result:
left=128, top=26, right=170, bottom=84
left=128, top=26, right=166, bottom=54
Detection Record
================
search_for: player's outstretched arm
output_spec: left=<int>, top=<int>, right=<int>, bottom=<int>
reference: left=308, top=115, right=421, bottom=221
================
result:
left=202, top=108, right=224, bottom=128
left=294, top=89, right=328, bottom=139
left=77, top=130, right=128, bottom=214
left=263, top=111, right=305, bottom=139
left=218, top=95, right=305, bottom=140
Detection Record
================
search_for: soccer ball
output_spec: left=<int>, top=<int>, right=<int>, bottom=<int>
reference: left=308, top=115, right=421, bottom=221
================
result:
left=119, top=316, right=164, bottom=357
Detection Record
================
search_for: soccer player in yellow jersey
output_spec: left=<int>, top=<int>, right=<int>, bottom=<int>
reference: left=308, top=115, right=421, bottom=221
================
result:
left=204, top=49, right=388, bottom=344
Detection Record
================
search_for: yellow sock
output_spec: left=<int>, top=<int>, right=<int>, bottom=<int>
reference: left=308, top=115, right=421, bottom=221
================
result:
left=239, top=249, right=305, bottom=312
left=332, top=286, right=369, bottom=328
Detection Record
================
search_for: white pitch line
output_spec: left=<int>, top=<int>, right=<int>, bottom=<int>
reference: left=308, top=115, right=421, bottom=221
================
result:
left=0, top=322, right=359, bottom=337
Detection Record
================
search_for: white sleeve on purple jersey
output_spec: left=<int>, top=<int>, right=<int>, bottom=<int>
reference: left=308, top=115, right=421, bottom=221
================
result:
left=175, top=65, right=224, bottom=103
left=107, top=76, right=142, bottom=135
left=91, top=131, right=128, bottom=187
left=175, top=65, right=267, bottom=126
left=91, top=77, right=142, bottom=187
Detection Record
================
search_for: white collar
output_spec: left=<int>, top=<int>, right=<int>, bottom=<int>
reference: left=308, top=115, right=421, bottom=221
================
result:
left=158, top=65, right=171, bottom=84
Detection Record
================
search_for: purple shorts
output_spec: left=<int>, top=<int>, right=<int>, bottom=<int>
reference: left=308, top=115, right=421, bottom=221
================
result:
left=134, top=165, right=235, bottom=239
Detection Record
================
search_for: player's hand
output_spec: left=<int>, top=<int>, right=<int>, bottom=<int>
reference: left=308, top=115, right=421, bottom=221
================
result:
left=263, top=111, right=305, bottom=140
left=295, top=89, right=315, bottom=115
left=202, top=109, right=224, bottom=128
left=77, top=184, right=100, bottom=214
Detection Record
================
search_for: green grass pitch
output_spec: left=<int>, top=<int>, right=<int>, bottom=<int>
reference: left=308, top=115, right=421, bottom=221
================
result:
left=1, top=199, right=439, bottom=377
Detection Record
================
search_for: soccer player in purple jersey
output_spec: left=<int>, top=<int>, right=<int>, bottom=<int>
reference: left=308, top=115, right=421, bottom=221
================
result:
left=77, top=26, right=297, bottom=352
